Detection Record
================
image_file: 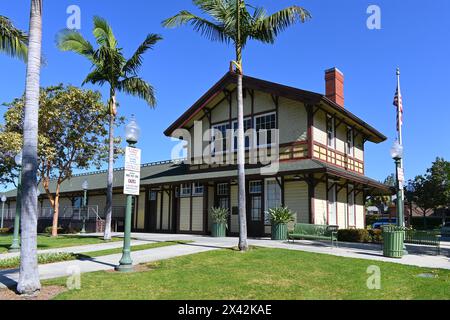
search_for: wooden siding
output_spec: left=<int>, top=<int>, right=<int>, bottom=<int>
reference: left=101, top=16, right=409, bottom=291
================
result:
left=284, top=181, right=309, bottom=224
left=192, top=197, right=204, bottom=232
left=230, top=185, right=239, bottom=233
left=314, top=182, right=327, bottom=225
left=179, top=198, right=191, bottom=232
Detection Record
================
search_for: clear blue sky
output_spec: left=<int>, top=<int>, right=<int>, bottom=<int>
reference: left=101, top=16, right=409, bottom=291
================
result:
left=1, top=0, right=449, bottom=187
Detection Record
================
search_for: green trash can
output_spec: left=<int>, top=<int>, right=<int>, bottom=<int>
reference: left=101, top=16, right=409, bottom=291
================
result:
left=272, top=223, right=288, bottom=241
left=382, top=225, right=405, bottom=259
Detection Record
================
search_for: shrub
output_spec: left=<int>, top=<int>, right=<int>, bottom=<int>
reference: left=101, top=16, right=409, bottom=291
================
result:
left=369, top=229, right=383, bottom=243
left=267, top=207, right=295, bottom=225
left=44, top=226, right=63, bottom=235
left=210, top=207, right=229, bottom=226
left=0, top=252, right=76, bottom=270
left=0, top=228, right=11, bottom=234
left=338, top=229, right=371, bottom=243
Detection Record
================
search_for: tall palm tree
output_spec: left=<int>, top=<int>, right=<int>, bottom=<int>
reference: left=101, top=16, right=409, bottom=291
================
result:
left=17, top=0, right=42, bottom=295
left=0, top=15, right=28, bottom=61
left=163, top=0, right=310, bottom=251
left=57, top=17, right=161, bottom=240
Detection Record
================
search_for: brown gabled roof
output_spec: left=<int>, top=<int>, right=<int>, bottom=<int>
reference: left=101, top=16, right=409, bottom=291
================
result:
left=164, top=72, right=387, bottom=143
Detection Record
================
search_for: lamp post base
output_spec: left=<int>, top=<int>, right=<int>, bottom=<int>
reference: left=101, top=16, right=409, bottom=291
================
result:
left=9, top=241, right=20, bottom=253
left=115, top=263, right=134, bottom=273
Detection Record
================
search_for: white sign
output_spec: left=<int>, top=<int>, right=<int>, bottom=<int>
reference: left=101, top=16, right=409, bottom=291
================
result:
left=124, top=170, right=141, bottom=196
left=397, top=167, right=405, bottom=183
left=124, top=147, right=141, bottom=172
left=124, top=146, right=142, bottom=195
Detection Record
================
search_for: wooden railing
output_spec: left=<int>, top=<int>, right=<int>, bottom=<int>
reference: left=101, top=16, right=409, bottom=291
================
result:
left=313, top=142, right=364, bottom=175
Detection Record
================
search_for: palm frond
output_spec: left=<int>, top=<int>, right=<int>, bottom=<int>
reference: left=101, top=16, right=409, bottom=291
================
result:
left=92, top=16, right=117, bottom=49
left=123, top=34, right=162, bottom=76
left=256, top=6, right=311, bottom=40
left=56, top=29, right=94, bottom=61
left=118, top=77, right=156, bottom=107
left=82, top=69, right=107, bottom=87
left=162, top=10, right=228, bottom=43
left=0, top=15, right=28, bottom=61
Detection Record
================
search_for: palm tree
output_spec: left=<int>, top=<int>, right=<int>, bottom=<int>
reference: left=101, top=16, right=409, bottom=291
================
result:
left=17, top=0, right=42, bottom=296
left=57, top=17, right=161, bottom=240
left=163, top=0, right=310, bottom=251
left=0, top=15, right=28, bottom=60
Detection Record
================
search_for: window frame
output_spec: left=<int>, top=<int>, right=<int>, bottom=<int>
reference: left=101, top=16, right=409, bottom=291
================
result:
left=211, top=121, right=231, bottom=156
left=192, top=182, right=204, bottom=196
left=264, top=178, right=282, bottom=225
left=232, top=117, right=253, bottom=151
left=346, top=126, right=355, bottom=157
left=180, top=183, right=192, bottom=198
left=326, top=114, right=336, bottom=149
left=254, top=112, right=277, bottom=148
left=216, top=183, right=229, bottom=196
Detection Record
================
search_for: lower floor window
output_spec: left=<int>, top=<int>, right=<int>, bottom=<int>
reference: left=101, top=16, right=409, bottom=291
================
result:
left=251, top=196, right=262, bottom=221
left=328, top=183, right=337, bottom=225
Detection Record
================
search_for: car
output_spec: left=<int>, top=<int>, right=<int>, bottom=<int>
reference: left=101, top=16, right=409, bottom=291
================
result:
left=372, top=218, right=397, bottom=230
left=441, top=222, right=450, bottom=236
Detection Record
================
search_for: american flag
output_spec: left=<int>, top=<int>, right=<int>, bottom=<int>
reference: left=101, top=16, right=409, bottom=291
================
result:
left=393, top=86, right=403, bottom=131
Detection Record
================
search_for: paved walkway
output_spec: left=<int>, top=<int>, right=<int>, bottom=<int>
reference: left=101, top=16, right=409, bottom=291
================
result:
left=0, top=232, right=449, bottom=290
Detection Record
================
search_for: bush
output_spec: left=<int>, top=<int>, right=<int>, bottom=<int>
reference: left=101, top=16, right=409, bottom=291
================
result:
left=369, top=229, right=383, bottom=243
left=0, top=252, right=76, bottom=270
left=338, top=229, right=371, bottom=243
left=44, top=226, right=80, bottom=235
left=0, top=228, right=12, bottom=234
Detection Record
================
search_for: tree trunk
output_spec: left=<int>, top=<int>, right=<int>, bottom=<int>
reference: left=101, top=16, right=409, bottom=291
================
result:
left=103, top=95, right=116, bottom=241
left=17, top=0, right=42, bottom=296
left=237, top=72, right=248, bottom=251
left=51, top=194, right=60, bottom=237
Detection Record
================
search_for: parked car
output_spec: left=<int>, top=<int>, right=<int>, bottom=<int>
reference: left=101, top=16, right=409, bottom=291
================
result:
left=372, top=218, right=397, bottom=230
left=441, top=222, right=450, bottom=236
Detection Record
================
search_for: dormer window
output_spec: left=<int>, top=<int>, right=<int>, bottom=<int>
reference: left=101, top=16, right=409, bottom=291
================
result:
left=326, top=115, right=335, bottom=149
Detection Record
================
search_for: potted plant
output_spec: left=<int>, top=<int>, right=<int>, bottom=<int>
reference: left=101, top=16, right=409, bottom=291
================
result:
left=210, top=207, right=229, bottom=237
left=268, top=207, right=295, bottom=240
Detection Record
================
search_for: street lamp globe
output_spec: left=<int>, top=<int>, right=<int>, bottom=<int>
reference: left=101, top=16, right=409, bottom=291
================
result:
left=82, top=180, right=89, bottom=191
left=125, top=115, right=141, bottom=145
left=14, top=152, right=23, bottom=166
left=390, top=140, right=404, bottom=160
left=1, top=195, right=6, bottom=203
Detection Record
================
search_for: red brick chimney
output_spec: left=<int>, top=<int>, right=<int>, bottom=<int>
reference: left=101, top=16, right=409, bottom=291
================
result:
left=325, top=68, right=344, bottom=107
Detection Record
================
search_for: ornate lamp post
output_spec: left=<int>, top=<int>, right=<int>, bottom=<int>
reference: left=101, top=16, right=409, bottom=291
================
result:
left=9, top=152, right=22, bottom=252
left=1, top=195, right=6, bottom=229
left=81, top=180, right=89, bottom=234
left=116, top=115, right=141, bottom=272
left=390, top=140, right=408, bottom=255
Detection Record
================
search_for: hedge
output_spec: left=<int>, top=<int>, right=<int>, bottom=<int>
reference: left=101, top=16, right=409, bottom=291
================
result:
left=338, top=229, right=383, bottom=244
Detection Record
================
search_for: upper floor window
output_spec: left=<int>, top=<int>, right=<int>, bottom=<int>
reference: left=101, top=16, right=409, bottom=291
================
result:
left=211, top=122, right=231, bottom=155
left=326, top=115, right=335, bottom=149
left=255, top=112, right=277, bottom=147
left=346, top=127, right=354, bottom=157
left=233, top=118, right=252, bottom=151
left=193, top=182, right=204, bottom=196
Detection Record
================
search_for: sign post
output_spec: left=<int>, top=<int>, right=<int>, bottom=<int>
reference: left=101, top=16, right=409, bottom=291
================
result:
left=116, top=146, right=141, bottom=272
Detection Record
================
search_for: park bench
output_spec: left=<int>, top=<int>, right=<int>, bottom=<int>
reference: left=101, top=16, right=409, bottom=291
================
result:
left=288, top=223, right=339, bottom=248
left=405, top=230, right=441, bottom=255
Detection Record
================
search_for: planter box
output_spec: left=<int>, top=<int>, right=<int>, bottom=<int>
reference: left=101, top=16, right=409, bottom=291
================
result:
left=272, top=223, right=288, bottom=241
left=211, top=223, right=227, bottom=238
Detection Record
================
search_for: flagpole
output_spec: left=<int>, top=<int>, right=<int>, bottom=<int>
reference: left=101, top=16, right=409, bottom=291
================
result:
left=396, top=67, right=405, bottom=224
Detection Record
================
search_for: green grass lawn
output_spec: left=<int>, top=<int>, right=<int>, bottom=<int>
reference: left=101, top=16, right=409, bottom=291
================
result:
left=46, top=247, right=450, bottom=300
left=0, top=234, right=121, bottom=254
